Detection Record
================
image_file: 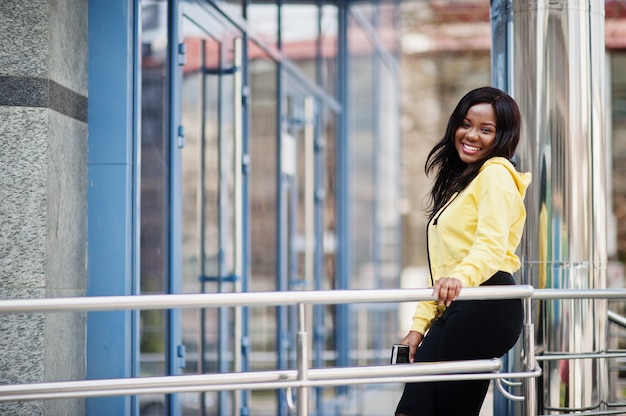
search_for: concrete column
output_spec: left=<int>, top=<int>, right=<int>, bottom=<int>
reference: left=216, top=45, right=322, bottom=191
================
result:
left=0, top=0, right=88, bottom=414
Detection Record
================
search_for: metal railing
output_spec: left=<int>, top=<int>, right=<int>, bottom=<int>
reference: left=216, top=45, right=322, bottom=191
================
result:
left=4, top=286, right=626, bottom=414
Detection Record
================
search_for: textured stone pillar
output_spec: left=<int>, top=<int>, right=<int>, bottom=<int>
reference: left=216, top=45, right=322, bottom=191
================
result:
left=0, top=0, right=88, bottom=414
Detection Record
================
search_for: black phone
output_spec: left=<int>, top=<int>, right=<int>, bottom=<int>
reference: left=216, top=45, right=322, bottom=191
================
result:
left=390, top=344, right=410, bottom=364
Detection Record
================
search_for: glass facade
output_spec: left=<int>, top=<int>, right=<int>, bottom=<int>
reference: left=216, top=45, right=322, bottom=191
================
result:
left=136, top=0, right=401, bottom=414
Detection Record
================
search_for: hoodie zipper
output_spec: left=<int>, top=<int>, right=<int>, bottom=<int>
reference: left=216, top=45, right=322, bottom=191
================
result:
left=426, top=223, right=434, bottom=286
left=432, top=192, right=458, bottom=225
left=427, top=193, right=459, bottom=286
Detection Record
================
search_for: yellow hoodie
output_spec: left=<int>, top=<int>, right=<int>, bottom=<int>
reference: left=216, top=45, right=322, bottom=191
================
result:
left=410, top=157, right=532, bottom=334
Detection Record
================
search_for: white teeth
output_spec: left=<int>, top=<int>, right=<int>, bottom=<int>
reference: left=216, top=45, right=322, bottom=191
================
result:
left=464, top=143, right=480, bottom=151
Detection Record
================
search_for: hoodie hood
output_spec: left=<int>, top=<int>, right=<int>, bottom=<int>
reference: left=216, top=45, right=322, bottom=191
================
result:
left=480, top=157, right=532, bottom=199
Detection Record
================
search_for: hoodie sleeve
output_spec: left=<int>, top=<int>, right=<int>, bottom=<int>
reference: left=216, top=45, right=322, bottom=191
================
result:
left=409, top=300, right=441, bottom=334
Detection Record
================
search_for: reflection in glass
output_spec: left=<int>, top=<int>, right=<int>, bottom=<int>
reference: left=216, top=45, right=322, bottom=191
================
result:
left=247, top=2, right=278, bottom=50
left=375, top=63, right=402, bottom=359
left=139, top=1, right=169, bottom=413
left=136, top=0, right=402, bottom=413
left=281, top=4, right=317, bottom=81
left=323, top=110, right=338, bottom=294
left=351, top=1, right=374, bottom=23
left=378, top=2, right=398, bottom=53
left=377, top=63, right=401, bottom=289
left=177, top=7, right=239, bottom=413
left=348, top=15, right=375, bottom=292
left=248, top=48, right=278, bottom=411
left=212, top=0, right=243, bottom=18
left=320, top=5, right=338, bottom=96
left=609, top=52, right=626, bottom=403
left=346, top=10, right=403, bottom=367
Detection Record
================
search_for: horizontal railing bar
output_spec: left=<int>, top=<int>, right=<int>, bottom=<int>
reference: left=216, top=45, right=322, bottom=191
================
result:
left=538, top=412, right=624, bottom=416
left=0, top=372, right=540, bottom=402
left=608, top=310, right=626, bottom=328
left=0, top=286, right=548, bottom=406
left=532, top=289, right=626, bottom=300
left=536, top=352, right=626, bottom=361
left=3, top=287, right=626, bottom=315
left=0, top=361, right=546, bottom=402
left=0, top=360, right=500, bottom=395
left=607, top=401, right=626, bottom=409
left=0, top=286, right=535, bottom=313
left=539, top=408, right=626, bottom=416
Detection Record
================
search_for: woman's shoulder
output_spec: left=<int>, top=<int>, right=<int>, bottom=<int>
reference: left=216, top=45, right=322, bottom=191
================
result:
left=476, top=157, right=532, bottom=194
left=476, top=157, right=514, bottom=181
left=480, top=156, right=515, bottom=172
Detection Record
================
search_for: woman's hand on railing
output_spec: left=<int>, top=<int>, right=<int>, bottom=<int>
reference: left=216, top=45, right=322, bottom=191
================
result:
left=433, top=277, right=463, bottom=306
left=399, top=331, right=423, bottom=363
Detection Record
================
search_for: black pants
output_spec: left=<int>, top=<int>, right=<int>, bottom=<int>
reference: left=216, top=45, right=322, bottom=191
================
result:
left=395, top=271, right=523, bottom=416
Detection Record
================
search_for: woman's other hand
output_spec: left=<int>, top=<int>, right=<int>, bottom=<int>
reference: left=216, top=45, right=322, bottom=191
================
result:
left=399, top=331, right=423, bottom=363
left=432, top=277, right=463, bottom=306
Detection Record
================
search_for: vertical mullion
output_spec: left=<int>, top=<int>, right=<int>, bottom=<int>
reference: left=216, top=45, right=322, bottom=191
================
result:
left=276, top=1, right=289, bottom=415
left=232, top=36, right=245, bottom=416
left=199, top=39, right=209, bottom=416
left=216, top=39, right=231, bottom=416
left=313, top=3, right=326, bottom=412
left=167, top=1, right=182, bottom=415
left=371, top=1, right=383, bottom=356
left=335, top=0, right=351, bottom=382
left=240, top=23, right=252, bottom=416
left=131, top=0, right=141, bottom=415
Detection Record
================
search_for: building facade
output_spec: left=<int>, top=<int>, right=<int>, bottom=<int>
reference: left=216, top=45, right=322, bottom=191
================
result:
left=0, top=0, right=402, bottom=415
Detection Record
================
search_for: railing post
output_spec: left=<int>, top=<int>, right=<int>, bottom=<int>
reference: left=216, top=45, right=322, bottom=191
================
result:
left=523, top=297, right=537, bottom=416
left=296, top=303, right=309, bottom=416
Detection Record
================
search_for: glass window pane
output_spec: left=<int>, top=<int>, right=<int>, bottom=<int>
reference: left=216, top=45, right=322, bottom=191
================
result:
left=378, top=1, right=398, bottom=53
left=178, top=17, right=224, bottom=387
left=348, top=15, right=375, bottom=291
left=321, top=5, right=338, bottom=96
left=350, top=1, right=374, bottom=23
left=322, top=107, right=338, bottom=360
left=176, top=11, right=242, bottom=416
left=612, top=52, right=626, bottom=260
left=248, top=48, right=279, bottom=411
left=248, top=2, right=278, bottom=50
left=323, top=109, right=338, bottom=292
left=281, top=3, right=318, bottom=81
left=249, top=51, right=278, bottom=293
left=377, top=63, right=401, bottom=287
left=213, top=0, right=243, bottom=18
left=139, top=1, right=169, bottom=413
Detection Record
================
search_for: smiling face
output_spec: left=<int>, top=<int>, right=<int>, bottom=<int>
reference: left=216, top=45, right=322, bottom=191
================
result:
left=455, top=103, right=497, bottom=164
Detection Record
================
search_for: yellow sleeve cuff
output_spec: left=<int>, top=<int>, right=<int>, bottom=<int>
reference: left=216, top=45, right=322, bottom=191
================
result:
left=410, top=300, right=444, bottom=334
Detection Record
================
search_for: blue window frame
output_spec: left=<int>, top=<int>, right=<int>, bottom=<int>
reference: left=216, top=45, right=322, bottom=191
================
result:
left=87, top=0, right=139, bottom=414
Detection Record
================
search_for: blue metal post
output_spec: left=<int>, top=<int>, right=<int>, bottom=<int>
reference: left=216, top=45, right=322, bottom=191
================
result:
left=131, top=1, right=141, bottom=414
left=217, top=38, right=231, bottom=416
left=314, top=2, right=326, bottom=413
left=87, top=0, right=135, bottom=413
left=167, top=1, right=182, bottom=414
left=276, top=3, right=289, bottom=415
left=240, top=22, right=252, bottom=416
left=335, top=0, right=351, bottom=392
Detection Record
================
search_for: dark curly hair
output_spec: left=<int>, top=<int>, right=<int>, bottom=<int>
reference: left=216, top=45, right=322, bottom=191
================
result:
left=425, top=86, right=522, bottom=218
